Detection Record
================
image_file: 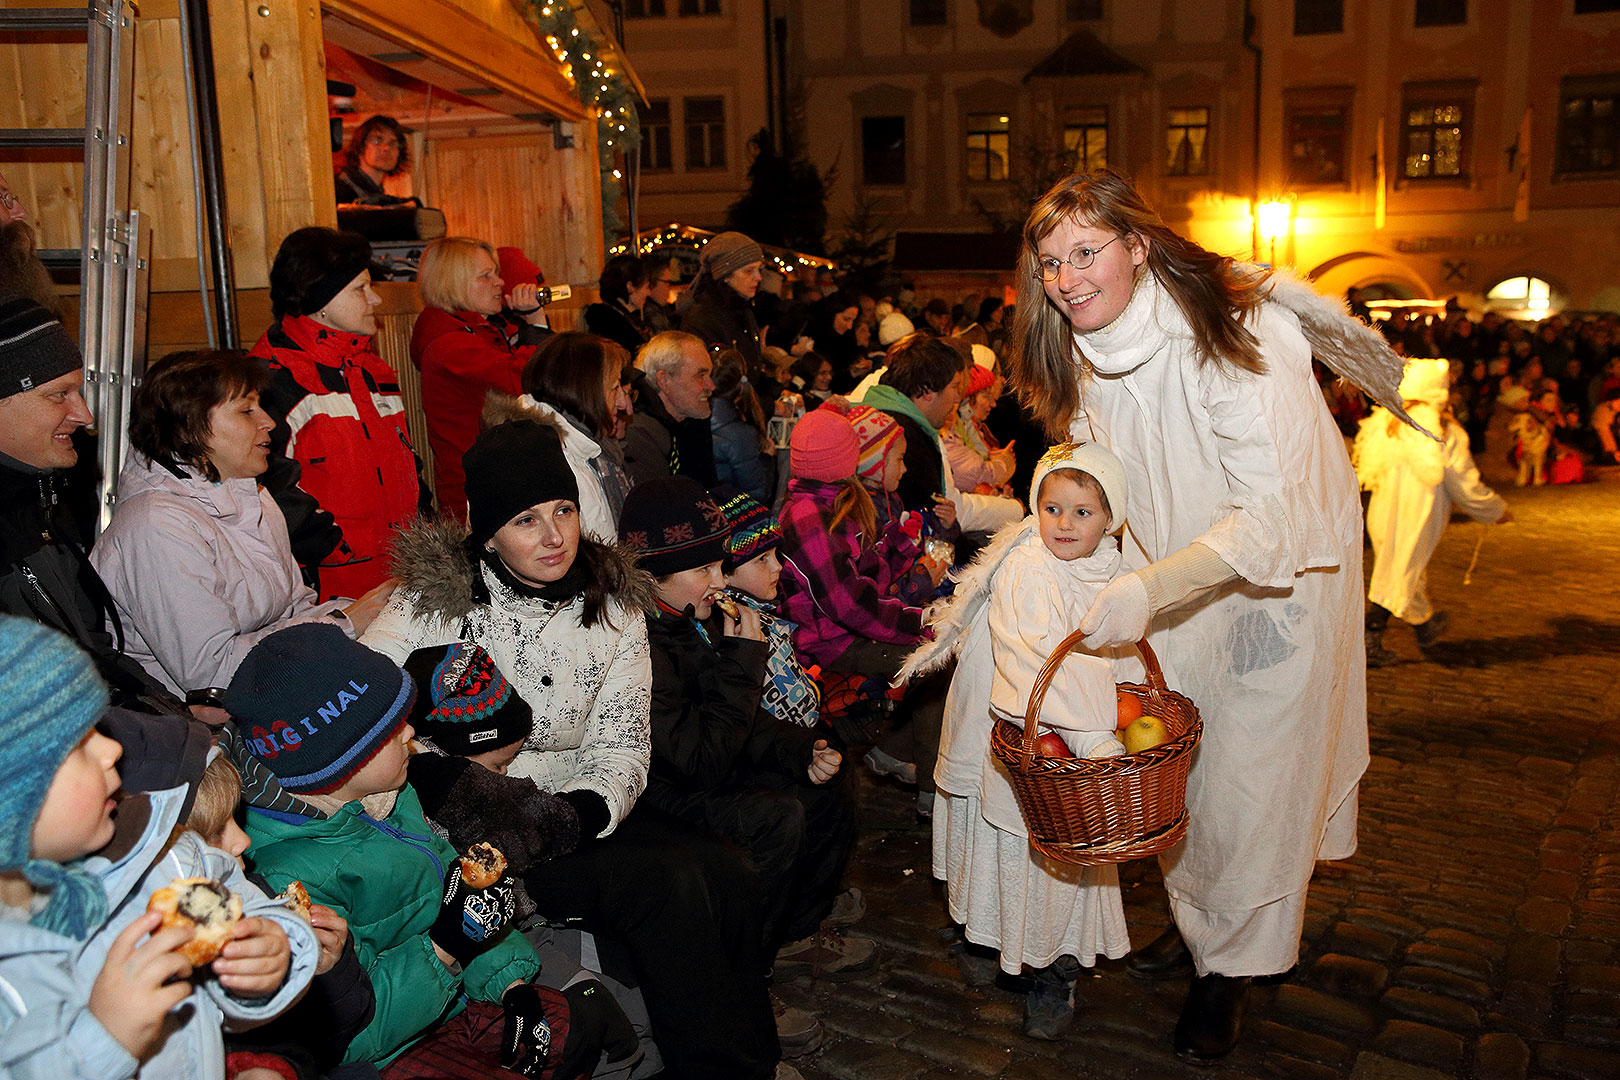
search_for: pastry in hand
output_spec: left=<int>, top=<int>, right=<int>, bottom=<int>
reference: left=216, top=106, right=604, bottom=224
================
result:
left=459, top=842, right=507, bottom=888
left=147, top=877, right=243, bottom=965
left=712, top=594, right=740, bottom=620
left=280, top=880, right=312, bottom=922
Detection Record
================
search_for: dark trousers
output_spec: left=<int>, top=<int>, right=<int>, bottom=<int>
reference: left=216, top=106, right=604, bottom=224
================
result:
left=684, top=769, right=858, bottom=952
left=521, top=807, right=778, bottom=1080
left=826, top=637, right=949, bottom=795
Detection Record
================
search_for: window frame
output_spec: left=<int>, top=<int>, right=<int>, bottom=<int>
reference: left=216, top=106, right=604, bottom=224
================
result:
left=624, top=0, right=666, bottom=17
left=1062, top=105, right=1109, bottom=173
left=1555, top=75, right=1620, bottom=177
left=1399, top=81, right=1476, bottom=184
left=1165, top=106, right=1211, bottom=177
left=682, top=95, right=727, bottom=172
left=1283, top=87, right=1353, bottom=188
left=860, top=115, right=908, bottom=187
left=676, top=0, right=720, bottom=15
left=638, top=98, right=672, bottom=173
left=964, top=111, right=1011, bottom=183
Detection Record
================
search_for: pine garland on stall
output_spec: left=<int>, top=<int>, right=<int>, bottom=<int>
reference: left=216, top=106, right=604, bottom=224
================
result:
left=526, top=0, right=642, bottom=241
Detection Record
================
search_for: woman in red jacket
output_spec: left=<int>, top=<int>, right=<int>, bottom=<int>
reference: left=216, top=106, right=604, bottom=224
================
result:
left=410, top=236, right=552, bottom=521
left=250, top=226, right=430, bottom=601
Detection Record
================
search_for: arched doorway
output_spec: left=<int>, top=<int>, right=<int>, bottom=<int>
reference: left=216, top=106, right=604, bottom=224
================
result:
left=1306, top=252, right=1435, bottom=302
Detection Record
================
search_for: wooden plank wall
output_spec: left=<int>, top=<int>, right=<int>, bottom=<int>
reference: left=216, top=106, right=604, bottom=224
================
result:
left=419, top=126, right=606, bottom=289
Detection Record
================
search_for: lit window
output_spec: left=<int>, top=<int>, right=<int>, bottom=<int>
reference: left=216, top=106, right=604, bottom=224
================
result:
left=966, top=112, right=1010, bottom=182
left=862, top=116, right=907, bottom=186
left=638, top=99, right=672, bottom=172
left=1414, top=0, right=1466, bottom=25
left=1166, top=107, right=1209, bottom=176
left=1486, top=276, right=1553, bottom=313
left=1063, top=107, right=1108, bottom=172
left=624, top=0, right=666, bottom=16
left=1294, top=0, right=1343, bottom=35
left=1401, top=84, right=1473, bottom=179
left=1556, top=76, right=1619, bottom=175
left=684, top=97, right=726, bottom=171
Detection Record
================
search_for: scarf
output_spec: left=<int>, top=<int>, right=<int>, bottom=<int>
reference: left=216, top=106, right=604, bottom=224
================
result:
left=727, top=589, right=819, bottom=727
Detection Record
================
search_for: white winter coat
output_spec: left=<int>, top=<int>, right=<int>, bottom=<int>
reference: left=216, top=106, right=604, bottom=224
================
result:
left=1067, top=271, right=1369, bottom=912
left=90, top=453, right=351, bottom=696
left=361, top=522, right=653, bottom=833
left=1356, top=406, right=1505, bottom=623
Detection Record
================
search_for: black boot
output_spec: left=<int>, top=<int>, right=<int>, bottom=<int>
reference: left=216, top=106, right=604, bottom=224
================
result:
left=1023, top=956, right=1080, bottom=1040
left=1126, top=925, right=1194, bottom=982
left=1413, top=610, right=1450, bottom=649
left=1173, top=973, right=1251, bottom=1065
left=1365, top=627, right=1399, bottom=667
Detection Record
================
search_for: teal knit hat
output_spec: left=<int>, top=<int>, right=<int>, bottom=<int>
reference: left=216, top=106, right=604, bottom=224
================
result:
left=0, top=615, right=113, bottom=937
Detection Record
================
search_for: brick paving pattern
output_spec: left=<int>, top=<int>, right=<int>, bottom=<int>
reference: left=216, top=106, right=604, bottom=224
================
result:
left=775, top=463, right=1620, bottom=1080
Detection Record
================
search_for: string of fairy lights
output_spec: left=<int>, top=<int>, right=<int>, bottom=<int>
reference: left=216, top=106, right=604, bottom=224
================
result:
left=527, top=0, right=641, bottom=237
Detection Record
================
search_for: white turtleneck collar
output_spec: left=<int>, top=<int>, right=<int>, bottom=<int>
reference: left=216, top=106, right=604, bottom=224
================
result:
left=1072, top=269, right=1192, bottom=377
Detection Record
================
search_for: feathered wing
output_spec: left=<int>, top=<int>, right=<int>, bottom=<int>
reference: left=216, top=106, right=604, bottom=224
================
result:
left=895, top=516, right=1036, bottom=684
left=1263, top=270, right=1437, bottom=440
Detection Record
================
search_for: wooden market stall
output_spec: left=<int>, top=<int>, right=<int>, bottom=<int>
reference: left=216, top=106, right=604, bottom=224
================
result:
left=2, top=0, right=629, bottom=491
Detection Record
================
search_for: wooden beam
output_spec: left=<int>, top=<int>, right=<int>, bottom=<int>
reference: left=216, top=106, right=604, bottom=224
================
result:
left=322, top=0, right=586, bottom=122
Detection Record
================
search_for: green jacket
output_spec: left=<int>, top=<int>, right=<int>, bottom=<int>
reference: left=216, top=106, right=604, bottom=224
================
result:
left=244, top=784, right=540, bottom=1066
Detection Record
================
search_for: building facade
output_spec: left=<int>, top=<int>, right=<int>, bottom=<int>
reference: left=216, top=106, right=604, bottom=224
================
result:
left=623, top=0, right=1620, bottom=312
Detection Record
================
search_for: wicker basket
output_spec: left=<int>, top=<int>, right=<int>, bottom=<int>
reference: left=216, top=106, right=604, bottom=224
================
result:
left=990, top=631, right=1202, bottom=866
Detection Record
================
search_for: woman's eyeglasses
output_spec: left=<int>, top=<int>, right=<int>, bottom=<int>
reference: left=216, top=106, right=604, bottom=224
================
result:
left=1034, top=235, right=1124, bottom=282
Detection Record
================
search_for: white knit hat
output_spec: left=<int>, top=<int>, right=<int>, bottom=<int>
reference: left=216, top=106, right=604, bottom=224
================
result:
left=1030, top=441, right=1129, bottom=535
left=970, top=344, right=996, bottom=370
left=1397, top=358, right=1450, bottom=407
left=878, top=311, right=915, bottom=346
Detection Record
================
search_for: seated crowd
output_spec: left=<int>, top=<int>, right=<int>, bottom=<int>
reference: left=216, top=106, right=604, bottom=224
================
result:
left=0, top=218, right=1036, bottom=1080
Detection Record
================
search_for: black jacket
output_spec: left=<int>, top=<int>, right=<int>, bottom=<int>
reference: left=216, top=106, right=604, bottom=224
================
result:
left=582, top=300, right=648, bottom=357
left=681, top=281, right=761, bottom=367
left=622, top=370, right=718, bottom=488
left=643, top=611, right=818, bottom=822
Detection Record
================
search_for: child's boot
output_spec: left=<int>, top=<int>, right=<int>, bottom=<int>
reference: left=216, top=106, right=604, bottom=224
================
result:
left=1364, top=606, right=1398, bottom=667
left=1023, top=956, right=1080, bottom=1040
left=1413, top=610, right=1450, bottom=651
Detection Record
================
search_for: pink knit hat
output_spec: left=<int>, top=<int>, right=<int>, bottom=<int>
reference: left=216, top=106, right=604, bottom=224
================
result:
left=845, top=405, right=903, bottom=481
left=790, top=407, right=859, bottom=482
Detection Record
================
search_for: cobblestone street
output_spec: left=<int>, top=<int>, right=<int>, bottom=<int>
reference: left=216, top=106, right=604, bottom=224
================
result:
left=778, top=462, right=1620, bottom=1080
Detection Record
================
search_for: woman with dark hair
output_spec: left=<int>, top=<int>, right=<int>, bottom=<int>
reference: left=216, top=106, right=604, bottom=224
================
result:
left=487, top=330, right=633, bottom=541
left=708, top=350, right=774, bottom=502
left=682, top=231, right=764, bottom=365
left=789, top=351, right=833, bottom=412
left=1008, top=169, right=1406, bottom=1063
left=584, top=253, right=650, bottom=355
left=249, top=226, right=429, bottom=600
left=90, top=350, right=389, bottom=698
left=364, top=420, right=787, bottom=1080
left=806, top=292, right=865, bottom=391
left=411, top=236, right=551, bottom=521
left=333, top=115, right=418, bottom=206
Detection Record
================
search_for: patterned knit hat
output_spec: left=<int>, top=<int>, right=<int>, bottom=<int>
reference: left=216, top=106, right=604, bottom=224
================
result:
left=403, top=643, right=534, bottom=757
left=844, top=405, right=903, bottom=482
left=224, top=624, right=416, bottom=795
left=0, top=616, right=110, bottom=874
left=714, top=485, right=782, bottom=572
left=0, top=294, right=81, bottom=400
left=620, top=475, right=731, bottom=576
left=699, top=231, right=764, bottom=284
left=789, top=406, right=859, bottom=482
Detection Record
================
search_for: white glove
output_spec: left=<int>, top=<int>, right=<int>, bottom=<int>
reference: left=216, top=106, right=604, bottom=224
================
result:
left=1078, top=572, right=1150, bottom=649
left=1071, top=729, right=1126, bottom=759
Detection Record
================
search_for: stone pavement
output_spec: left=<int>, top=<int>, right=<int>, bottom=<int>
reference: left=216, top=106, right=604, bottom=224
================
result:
left=774, top=462, right=1620, bottom=1080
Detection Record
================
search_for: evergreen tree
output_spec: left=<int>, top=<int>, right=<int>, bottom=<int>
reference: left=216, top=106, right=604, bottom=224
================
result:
left=726, top=129, right=830, bottom=256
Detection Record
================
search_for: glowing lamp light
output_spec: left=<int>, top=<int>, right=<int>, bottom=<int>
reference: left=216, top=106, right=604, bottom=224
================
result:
left=1256, top=200, right=1291, bottom=243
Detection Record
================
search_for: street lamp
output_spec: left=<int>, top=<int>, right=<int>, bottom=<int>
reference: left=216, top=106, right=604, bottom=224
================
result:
left=1256, top=199, right=1292, bottom=267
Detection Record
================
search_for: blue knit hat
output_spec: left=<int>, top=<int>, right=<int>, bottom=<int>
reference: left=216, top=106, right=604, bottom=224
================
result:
left=224, top=624, right=415, bottom=795
left=0, top=615, right=113, bottom=938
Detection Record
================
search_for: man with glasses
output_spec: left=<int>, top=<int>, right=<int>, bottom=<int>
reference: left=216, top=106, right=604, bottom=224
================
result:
left=641, top=249, right=684, bottom=333
left=334, top=115, right=420, bottom=207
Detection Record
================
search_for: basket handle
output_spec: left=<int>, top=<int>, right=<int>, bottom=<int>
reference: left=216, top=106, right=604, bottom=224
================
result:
left=1017, top=633, right=1166, bottom=769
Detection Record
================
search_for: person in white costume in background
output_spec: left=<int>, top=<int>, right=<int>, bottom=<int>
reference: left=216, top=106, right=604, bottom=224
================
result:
left=900, top=441, right=1133, bottom=1041
left=1354, top=357, right=1510, bottom=666
left=1006, top=169, right=1409, bottom=1064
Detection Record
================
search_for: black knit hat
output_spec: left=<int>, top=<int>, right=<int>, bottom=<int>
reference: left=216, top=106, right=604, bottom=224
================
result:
left=619, top=476, right=730, bottom=577
left=0, top=294, right=80, bottom=400
left=224, top=623, right=416, bottom=795
left=403, top=642, right=533, bottom=757
left=463, top=421, right=580, bottom=549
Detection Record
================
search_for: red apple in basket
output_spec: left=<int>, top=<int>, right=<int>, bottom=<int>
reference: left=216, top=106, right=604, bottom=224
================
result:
left=1033, top=729, right=1073, bottom=758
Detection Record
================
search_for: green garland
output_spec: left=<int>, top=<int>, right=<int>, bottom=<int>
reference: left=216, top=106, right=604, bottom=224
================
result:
left=526, top=0, right=641, bottom=242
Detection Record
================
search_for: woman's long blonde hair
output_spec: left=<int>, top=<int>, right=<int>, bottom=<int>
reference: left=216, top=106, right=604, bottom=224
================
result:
left=1007, top=169, right=1274, bottom=439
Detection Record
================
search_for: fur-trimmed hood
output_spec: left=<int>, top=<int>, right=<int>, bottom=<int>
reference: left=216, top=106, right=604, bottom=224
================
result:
left=387, top=515, right=654, bottom=626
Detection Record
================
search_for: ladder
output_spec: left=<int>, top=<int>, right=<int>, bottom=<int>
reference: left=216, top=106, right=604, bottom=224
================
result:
left=0, top=0, right=149, bottom=532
